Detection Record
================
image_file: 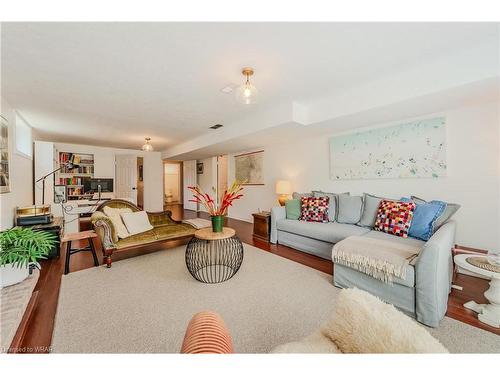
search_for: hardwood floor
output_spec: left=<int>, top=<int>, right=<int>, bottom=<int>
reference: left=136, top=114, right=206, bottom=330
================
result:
left=15, top=204, right=498, bottom=353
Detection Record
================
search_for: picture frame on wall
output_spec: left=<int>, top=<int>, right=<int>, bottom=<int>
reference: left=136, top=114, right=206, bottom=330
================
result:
left=54, top=185, right=67, bottom=203
left=196, top=162, right=204, bottom=174
left=0, top=115, right=10, bottom=193
left=234, top=150, right=264, bottom=185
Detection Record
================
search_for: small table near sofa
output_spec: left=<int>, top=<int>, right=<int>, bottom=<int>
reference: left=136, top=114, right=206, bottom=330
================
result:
left=454, top=254, right=500, bottom=328
left=185, top=227, right=244, bottom=284
left=252, top=212, right=271, bottom=241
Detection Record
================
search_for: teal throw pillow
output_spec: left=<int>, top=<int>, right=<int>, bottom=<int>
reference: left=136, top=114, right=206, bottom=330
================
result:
left=285, top=199, right=301, bottom=220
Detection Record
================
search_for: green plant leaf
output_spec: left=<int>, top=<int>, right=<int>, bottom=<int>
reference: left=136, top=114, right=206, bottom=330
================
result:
left=0, top=227, right=56, bottom=268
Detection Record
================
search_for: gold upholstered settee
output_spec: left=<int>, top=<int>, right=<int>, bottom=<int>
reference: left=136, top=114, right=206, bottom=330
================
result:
left=91, top=199, right=195, bottom=267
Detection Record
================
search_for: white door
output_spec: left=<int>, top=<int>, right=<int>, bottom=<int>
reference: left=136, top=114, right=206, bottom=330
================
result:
left=183, top=160, right=197, bottom=211
left=115, top=154, right=137, bottom=204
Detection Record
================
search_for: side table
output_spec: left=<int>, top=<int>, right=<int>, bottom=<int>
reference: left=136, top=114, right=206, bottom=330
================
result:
left=252, top=212, right=271, bottom=241
left=185, top=227, right=244, bottom=283
left=61, top=230, right=99, bottom=275
left=453, top=254, right=500, bottom=328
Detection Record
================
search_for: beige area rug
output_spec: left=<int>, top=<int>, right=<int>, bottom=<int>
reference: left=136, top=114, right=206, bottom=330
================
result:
left=51, top=244, right=500, bottom=353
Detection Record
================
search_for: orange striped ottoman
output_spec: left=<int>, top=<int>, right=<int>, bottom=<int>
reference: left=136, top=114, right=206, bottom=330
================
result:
left=180, top=311, right=233, bottom=354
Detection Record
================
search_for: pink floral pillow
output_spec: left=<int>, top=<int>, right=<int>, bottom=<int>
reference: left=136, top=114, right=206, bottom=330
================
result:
left=374, top=200, right=416, bottom=237
left=299, top=196, right=329, bottom=223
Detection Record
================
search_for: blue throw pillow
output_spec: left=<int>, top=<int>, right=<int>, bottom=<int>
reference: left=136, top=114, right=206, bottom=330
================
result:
left=401, top=197, right=447, bottom=241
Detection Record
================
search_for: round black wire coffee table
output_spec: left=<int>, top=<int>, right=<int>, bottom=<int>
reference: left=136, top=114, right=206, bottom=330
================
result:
left=185, top=227, right=244, bottom=283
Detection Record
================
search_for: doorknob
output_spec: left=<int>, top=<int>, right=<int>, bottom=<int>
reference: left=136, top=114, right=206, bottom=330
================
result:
left=132, top=187, right=137, bottom=190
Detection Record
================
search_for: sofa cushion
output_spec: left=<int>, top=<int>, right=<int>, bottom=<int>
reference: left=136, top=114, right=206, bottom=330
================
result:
left=276, top=219, right=370, bottom=244
left=299, top=196, right=329, bottom=223
left=115, top=228, right=158, bottom=249
left=374, top=200, right=416, bottom=238
left=411, top=196, right=461, bottom=230
left=337, top=195, right=363, bottom=224
left=103, top=206, right=132, bottom=239
left=358, top=193, right=396, bottom=228
left=154, top=223, right=196, bottom=240
left=401, top=197, right=446, bottom=241
left=292, top=192, right=313, bottom=200
left=285, top=199, right=301, bottom=220
left=120, top=211, right=154, bottom=235
left=361, top=230, right=426, bottom=250
left=313, top=191, right=349, bottom=222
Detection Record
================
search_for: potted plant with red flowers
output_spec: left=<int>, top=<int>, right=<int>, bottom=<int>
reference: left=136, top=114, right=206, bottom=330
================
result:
left=188, top=181, right=244, bottom=232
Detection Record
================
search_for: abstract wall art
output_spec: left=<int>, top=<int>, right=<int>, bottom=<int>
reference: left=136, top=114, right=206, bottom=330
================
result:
left=329, top=117, right=446, bottom=180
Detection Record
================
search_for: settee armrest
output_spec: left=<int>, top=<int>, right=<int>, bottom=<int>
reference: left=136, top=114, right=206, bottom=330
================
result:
left=270, top=206, right=286, bottom=244
left=415, top=220, right=456, bottom=327
left=91, top=211, right=118, bottom=249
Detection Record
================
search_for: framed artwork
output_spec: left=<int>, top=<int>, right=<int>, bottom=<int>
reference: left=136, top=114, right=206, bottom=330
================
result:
left=0, top=115, right=10, bottom=193
left=197, top=162, right=204, bottom=174
left=234, top=150, right=264, bottom=185
left=54, top=185, right=67, bottom=203
left=329, top=117, right=446, bottom=180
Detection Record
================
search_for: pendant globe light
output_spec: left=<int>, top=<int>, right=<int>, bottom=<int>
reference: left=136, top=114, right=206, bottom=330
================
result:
left=235, top=67, right=258, bottom=104
left=142, top=137, right=153, bottom=152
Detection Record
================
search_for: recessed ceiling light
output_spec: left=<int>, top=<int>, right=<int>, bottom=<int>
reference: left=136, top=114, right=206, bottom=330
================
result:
left=209, top=124, right=223, bottom=130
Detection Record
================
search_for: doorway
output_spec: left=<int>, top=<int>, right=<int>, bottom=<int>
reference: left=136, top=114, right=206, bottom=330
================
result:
left=163, top=160, right=183, bottom=210
left=136, top=157, right=144, bottom=209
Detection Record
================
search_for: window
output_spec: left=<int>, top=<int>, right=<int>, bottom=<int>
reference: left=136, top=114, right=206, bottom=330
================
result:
left=15, top=113, right=32, bottom=158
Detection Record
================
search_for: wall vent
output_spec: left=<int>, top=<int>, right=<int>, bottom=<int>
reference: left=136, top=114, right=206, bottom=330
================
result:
left=209, top=124, right=223, bottom=130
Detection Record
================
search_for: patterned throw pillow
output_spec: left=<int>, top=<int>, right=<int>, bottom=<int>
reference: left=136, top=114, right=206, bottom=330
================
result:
left=299, top=196, right=329, bottom=223
left=374, top=200, right=416, bottom=237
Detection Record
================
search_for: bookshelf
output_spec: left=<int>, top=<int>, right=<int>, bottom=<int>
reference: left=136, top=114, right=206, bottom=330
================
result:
left=56, top=152, right=94, bottom=200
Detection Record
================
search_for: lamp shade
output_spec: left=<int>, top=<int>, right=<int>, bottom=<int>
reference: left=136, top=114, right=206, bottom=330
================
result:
left=275, top=180, right=292, bottom=195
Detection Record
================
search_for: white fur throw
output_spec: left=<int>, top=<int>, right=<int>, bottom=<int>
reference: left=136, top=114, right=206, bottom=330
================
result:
left=271, top=288, right=448, bottom=353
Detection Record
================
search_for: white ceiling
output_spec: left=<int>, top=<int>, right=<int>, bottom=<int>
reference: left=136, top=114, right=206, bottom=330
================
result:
left=1, top=22, right=498, bottom=151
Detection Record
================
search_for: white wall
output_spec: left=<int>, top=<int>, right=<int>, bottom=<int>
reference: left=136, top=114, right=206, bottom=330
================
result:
left=228, top=99, right=500, bottom=251
left=34, top=141, right=164, bottom=212
left=0, top=98, right=34, bottom=229
left=196, top=156, right=217, bottom=212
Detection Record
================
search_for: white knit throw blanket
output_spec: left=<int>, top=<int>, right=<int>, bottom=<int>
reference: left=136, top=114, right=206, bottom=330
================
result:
left=332, top=236, right=421, bottom=284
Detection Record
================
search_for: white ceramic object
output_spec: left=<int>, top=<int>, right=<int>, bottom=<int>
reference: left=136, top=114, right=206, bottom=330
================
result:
left=0, top=263, right=30, bottom=289
left=454, top=254, right=500, bottom=328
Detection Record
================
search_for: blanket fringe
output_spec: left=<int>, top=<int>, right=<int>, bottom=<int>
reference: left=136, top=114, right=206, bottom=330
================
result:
left=332, top=251, right=408, bottom=284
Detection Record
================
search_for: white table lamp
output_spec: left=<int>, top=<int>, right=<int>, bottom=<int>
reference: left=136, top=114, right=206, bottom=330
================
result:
left=275, top=180, right=292, bottom=206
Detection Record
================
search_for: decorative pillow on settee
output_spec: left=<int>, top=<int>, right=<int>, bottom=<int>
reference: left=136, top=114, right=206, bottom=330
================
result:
left=374, top=200, right=416, bottom=237
left=299, top=196, right=329, bottom=223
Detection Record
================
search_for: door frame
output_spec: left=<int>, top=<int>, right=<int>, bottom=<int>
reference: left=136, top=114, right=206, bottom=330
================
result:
left=162, top=160, right=183, bottom=206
